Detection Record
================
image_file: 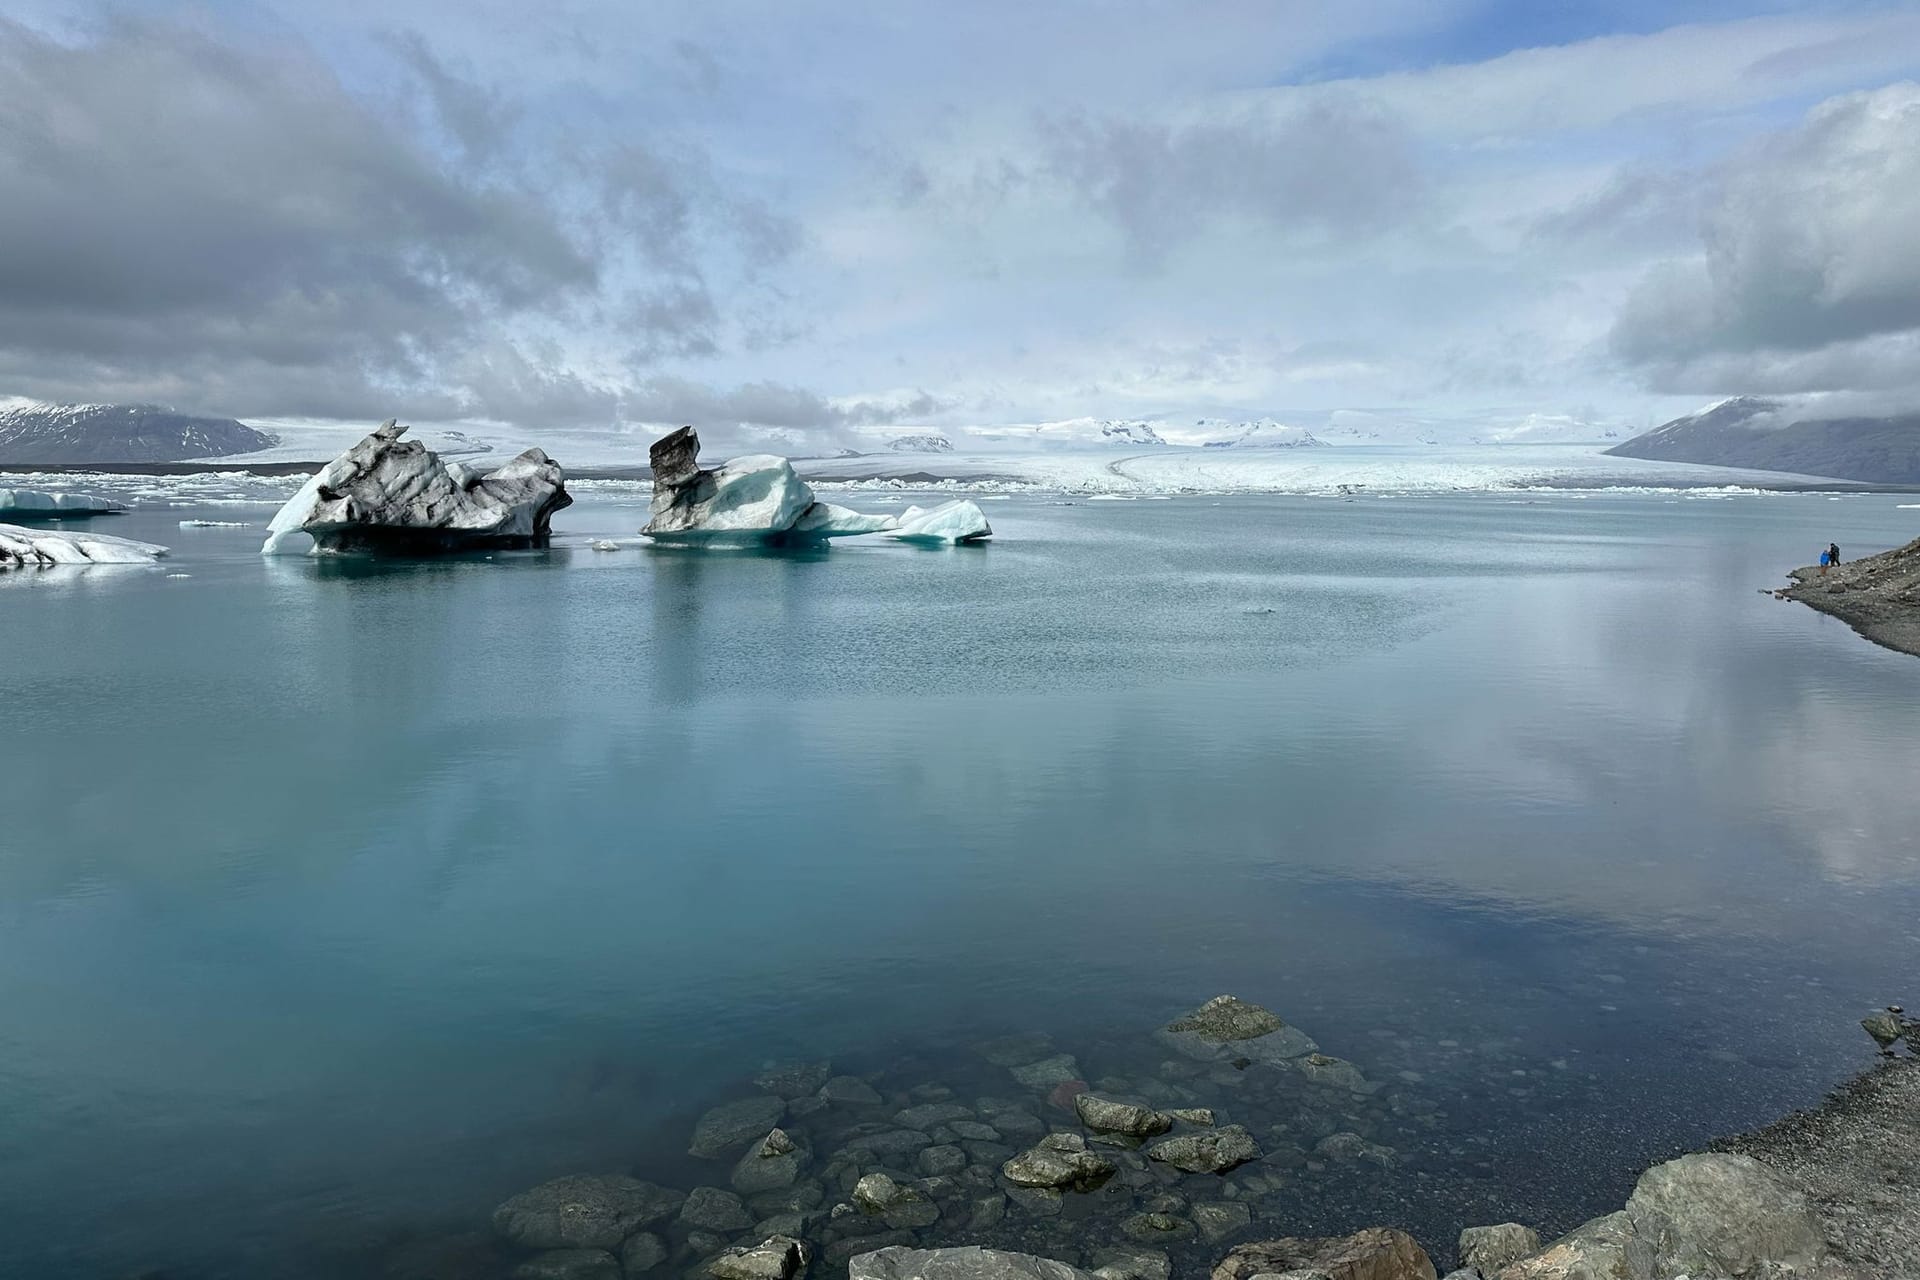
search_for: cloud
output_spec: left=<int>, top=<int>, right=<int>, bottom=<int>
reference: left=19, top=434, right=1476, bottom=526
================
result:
left=0, top=16, right=797, bottom=426
left=1611, top=81, right=1920, bottom=395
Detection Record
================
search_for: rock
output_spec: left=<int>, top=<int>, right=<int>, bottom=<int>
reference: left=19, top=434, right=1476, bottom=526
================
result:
left=1000, top=1133, right=1117, bottom=1191
left=854, top=1174, right=909, bottom=1214
left=1074, top=1094, right=1173, bottom=1142
left=826, top=1232, right=916, bottom=1266
left=0, top=523, right=167, bottom=568
left=821, top=1077, right=885, bottom=1106
left=1313, top=1133, right=1396, bottom=1167
left=511, top=1250, right=621, bottom=1280
left=1437, top=1272, right=1476, bottom=1280
left=262, top=421, right=570, bottom=555
left=621, top=1234, right=669, bottom=1275
left=709, top=1236, right=809, bottom=1280
left=755, top=1062, right=833, bottom=1099
left=1192, top=1201, right=1253, bottom=1245
left=1167, top=1108, right=1215, bottom=1126
left=897, top=1103, right=975, bottom=1130
left=919, top=1145, right=969, bottom=1177
left=1158, top=996, right=1318, bottom=1064
left=693, top=1098, right=789, bottom=1158
left=1121, top=1213, right=1196, bottom=1244
left=1004, top=1185, right=1064, bottom=1216
left=886, top=501, right=992, bottom=545
left=842, top=1129, right=934, bottom=1161
left=977, top=1034, right=1056, bottom=1067
left=493, top=1175, right=686, bottom=1250
left=681, top=1187, right=755, bottom=1233
left=1861, top=1009, right=1905, bottom=1051
left=1047, top=1080, right=1091, bottom=1112
left=1492, top=1211, right=1651, bottom=1280
left=950, top=1121, right=1001, bottom=1142
left=1087, top=1248, right=1171, bottom=1280
left=1623, top=1152, right=1826, bottom=1276
left=1457, top=1226, right=1539, bottom=1275
left=1010, top=1056, right=1083, bottom=1089
left=967, top=1193, right=1007, bottom=1231
left=733, top=1130, right=809, bottom=1195
left=1296, top=1055, right=1372, bottom=1094
left=1213, top=1229, right=1437, bottom=1280
left=847, top=1246, right=1101, bottom=1280
left=1146, top=1124, right=1262, bottom=1174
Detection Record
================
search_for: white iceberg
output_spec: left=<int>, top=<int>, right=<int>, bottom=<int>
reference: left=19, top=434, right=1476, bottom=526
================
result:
left=887, top=500, right=992, bottom=544
left=262, top=420, right=571, bottom=555
left=0, top=523, right=167, bottom=567
left=789, top=501, right=900, bottom=539
left=0, top=488, right=124, bottom=518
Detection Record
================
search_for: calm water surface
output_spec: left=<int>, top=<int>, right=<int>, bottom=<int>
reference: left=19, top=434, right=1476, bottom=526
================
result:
left=3, top=489, right=1919, bottom=1277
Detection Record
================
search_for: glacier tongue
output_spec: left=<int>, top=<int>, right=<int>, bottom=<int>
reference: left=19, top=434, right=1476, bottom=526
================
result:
left=261, top=420, right=571, bottom=555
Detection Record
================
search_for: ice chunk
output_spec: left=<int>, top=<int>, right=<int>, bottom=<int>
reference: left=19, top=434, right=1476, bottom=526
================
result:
left=261, top=420, right=571, bottom=555
left=788, top=501, right=900, bottom=539
left=641, top=434, right=816, bottom=543
left=887, top=500, right=992, bottom=544
left=0, top=523, right=167, bottom=567
left=0, top=488, right=123, bottom=518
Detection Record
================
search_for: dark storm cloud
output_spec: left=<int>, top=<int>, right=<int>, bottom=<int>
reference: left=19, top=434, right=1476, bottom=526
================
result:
left=1038, top=94, right=1423, bottom=265
left=1610, top=82, right=1920, bottom=395
left=0, top=18, right=798, bottom=426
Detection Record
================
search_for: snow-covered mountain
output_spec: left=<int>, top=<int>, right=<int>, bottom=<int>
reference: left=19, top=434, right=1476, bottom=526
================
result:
left=1607, top=397, right=1920, bottom=483
left=886, top=434, right=954, bottom=453
left=0, top=402, right=278, bottom=463
left=1195, top=418, right=1326, bottom=448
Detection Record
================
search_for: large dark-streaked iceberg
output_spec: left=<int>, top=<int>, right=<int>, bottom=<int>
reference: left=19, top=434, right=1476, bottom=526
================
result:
left=640, top=426, right=989, bottom=546
left=0, top=523, right=166, bottom=568
left=262, top=421, right=571, bottom=555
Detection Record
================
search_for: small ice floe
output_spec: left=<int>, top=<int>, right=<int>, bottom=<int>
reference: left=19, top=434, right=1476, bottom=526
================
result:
left=0, top=523, right=168, bottom=567
left=178, top=520, right=250, bottom=528
left=591, top=540, right=624, bottom=551
left=165, top=573, right=192, bottom=579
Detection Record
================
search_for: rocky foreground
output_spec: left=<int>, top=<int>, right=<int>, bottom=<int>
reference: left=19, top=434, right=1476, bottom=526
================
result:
left=378, top=997, right=1916, bottom=1280
left=1781, top=537, right=1920, bottom=657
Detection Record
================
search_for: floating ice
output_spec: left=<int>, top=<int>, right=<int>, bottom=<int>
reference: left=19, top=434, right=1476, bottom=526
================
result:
left=887, top=500, right=992, bottom=544
left=0, top=523, right=167, bottom=568
left=178, top=520, right=250, bottom=529
left=0, top=488, right=123, bottom=518
left=261, top=420, right=571, bottom=555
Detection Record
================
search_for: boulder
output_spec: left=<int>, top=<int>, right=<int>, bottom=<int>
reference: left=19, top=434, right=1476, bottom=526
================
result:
left=0, top=523, right=166, bottom=568
left=854, top=1173, right=911, bottom=1214
left=1000, top=1133, right=1117, bottom=1191
left=261, top=421, right=569, bottom=554
left=1009, top=1055, right=1083, bottom=1089
left=841, top=1129, right=934, bottom=1161
left=897, top=1103, right=976, bottom=1130
left=1120, top=1212, right=1196, bottom=1244
left=1624, top=1152, right=1827, bottom=1276
left=1213, top=1229, right=1438, bottom=1280
left=1492, top=1211, right=1652, bottom=1280
left=621, top=1233, right=669, bottom=1274
left=692, top=1097, right=789, bottom=1158
left=492, top=1175, right=685, bottom=1250
left=1193, top=1200, right=1253, bottom=1245
left=511, top=1250, right=621, bottom=1280
left=848, top=1246, right=1101, bottom=1280
left=918, top=1145, right=969, bottom=1177
left=755, top=1062, right=833, bottom=1099
left=1146, top=1124, right=1262, bottom=1174
left=821, top=1076, right=885, bottom=1106
left=1074, top=1094, right=1173, bottom=1143
left=733, top=1130, right=809, bottom=1195
left=1297, top=1055, right=1372, bottom=1093
left=681, top=1186, right=755, bottom=1233
left=1087, top=1248, right=1171, bottom=1280
left=1457, top=1225, right=1540, bottom=1276
left=1157, top=996, right=1318, bottom=1064
left=709, top=1236, right=810, bottom=1280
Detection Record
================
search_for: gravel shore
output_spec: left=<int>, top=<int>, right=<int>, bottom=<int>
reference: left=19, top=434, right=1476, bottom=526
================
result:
left=1782, top=536, right=1920, bottom=658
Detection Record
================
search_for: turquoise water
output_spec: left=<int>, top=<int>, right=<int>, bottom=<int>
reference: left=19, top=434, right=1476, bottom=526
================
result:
left=3, top=489, right=1919, bottom=1277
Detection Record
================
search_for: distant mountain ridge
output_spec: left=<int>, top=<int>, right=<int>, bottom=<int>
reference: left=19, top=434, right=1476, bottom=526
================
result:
left=1606, top=398, right=1920, bottom=484
left=0, top=403, right=278, bottom=463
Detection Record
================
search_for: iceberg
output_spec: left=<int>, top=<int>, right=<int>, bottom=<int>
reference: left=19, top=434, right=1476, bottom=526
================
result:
left=887, top=500, right=992, bottom=544
left=789, top=501, right=900, bottom=539
left=261, top=420, right=571, bottom=555
left=0, top=523, right=166, bottom=568
left=0, top=488, right=124, bottom=518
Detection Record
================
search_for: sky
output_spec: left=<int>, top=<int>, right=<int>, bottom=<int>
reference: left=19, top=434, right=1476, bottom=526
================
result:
left=1, top=1, right=1917, bottom=447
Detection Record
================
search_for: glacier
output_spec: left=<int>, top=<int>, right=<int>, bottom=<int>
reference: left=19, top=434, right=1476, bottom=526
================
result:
left=0, top=488, right=124, bottom=518
left=261, top=421, right=571, bottom=555
left=0, top=523, right=167, bottom=568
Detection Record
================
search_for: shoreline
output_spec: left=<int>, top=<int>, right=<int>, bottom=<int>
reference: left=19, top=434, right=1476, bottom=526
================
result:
left=1781, top=537, right=1920, bottom=659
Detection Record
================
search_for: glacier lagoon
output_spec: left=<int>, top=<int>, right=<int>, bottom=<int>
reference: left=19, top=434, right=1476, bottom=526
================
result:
left=4, top=486, right=1920, bottom=1278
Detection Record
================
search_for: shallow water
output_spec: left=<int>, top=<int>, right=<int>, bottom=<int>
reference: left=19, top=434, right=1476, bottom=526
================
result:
left=3, top=490, right=1918, bottom=1278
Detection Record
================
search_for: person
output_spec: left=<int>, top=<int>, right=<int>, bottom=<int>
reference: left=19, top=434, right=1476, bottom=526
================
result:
left=1819, top=549, right=1831, bottom=574
left=1829, top=542, right=1842, bottom=566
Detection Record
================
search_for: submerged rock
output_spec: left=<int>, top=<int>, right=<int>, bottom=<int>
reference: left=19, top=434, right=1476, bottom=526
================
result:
left=1157, top=996, right=1318, bottom=1064
left=820, top=1076, right=884, bottom=1106
left=0, top=523, right=167, bottom=568
left=621, top=1233, right=669, bottom=1275
left=755, top=1062, right=834, bottom=1099
left=1146, top=1124, right=1262, bottom=1175
left=1191, top=1200, right=1252, bottom=1245
left=680, top=1186, right=755, bottom=1233
left=492, top=1175, right=684, bottom=1250
left=732, top=1129, right=809, bottom=1195
left=1009, top=1055, right=1083, bottom=1089
left=262, top=420, right=569, bottom=555
left=692, top=1097, right=789, bottom=1158
left=709, top=1235, right=809, bottom=1280
left=1074, top=1094, right=1172, bottom=1143
left=511, top=1249, right=622, bottom=1280
left=1000, top=1133, right=1116, bottom=1191
left=848, top=1246, right=1101, bottom=1280
left=1213, top=1229, right=1437, bottom=1280
left=1297, top=1054, right=1373, bottom=1094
